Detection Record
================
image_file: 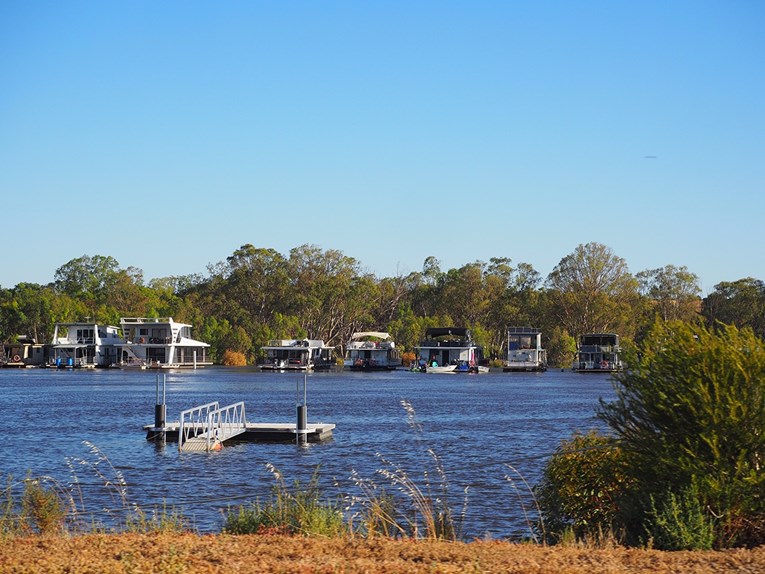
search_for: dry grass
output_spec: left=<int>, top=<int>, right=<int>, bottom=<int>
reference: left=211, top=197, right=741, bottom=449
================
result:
left=1, top=533, right=764, bottom=573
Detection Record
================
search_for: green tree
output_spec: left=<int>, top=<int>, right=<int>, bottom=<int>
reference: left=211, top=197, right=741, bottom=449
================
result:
left=0, top=283, right=55, bottom=343
left=702, top=278, right=765, bottom=337
left=598, top=321, right=765, bottom=547
left=545, top=242, right=639, bottom=339
left=636, top=265, right=701, bottom=324
left=287, top=244, right=363, bottom=346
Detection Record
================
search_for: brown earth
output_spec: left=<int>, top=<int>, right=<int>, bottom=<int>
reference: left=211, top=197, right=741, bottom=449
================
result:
left=1, top=534, right=764, bottom=573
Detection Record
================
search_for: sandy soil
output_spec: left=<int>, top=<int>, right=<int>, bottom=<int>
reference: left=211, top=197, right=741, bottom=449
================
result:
left=1, top=534, right=764, bottom=573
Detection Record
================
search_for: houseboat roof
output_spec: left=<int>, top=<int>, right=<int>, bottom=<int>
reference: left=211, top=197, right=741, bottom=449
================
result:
left=261, top=339, right=332, bottom=349
left=120, top=317, right=191, bottom=327
left=508, top=327, right=541, bottom=334
left=349, top=332, right=392, bottom=340
left=54, top=322, right=120, bottom=328
left=424, top=327, right=471, bottom=339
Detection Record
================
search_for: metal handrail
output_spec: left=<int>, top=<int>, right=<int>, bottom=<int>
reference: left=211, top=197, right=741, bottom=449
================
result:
left=205, top=402, right=247, bottom=450
left=179, top=401, right=219, bottom=451
left=179, top=401, right=247, bottom=452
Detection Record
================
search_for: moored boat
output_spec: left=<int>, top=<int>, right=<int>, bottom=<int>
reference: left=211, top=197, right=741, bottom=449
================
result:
left=414, top=327, right=488, bottom=373
left=573, top=333, right=623, bottom=373
left=1, top=336, right=45, bottom=368
left=115, top=317, right=212, bottom=369
left=343, top=332, right=402, bottom=371
left=259, top=339, right=334, bottom=371
left=503, top=327, right=547, bottom=372
left=49, top=323, right=123, bottom=368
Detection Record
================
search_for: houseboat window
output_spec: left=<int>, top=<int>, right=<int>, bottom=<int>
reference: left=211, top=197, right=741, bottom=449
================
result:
left=139, top=328, right=149, bottom=336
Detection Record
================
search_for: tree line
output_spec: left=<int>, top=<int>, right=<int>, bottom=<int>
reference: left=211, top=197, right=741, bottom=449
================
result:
left=1, top=242, right=763, bottom=366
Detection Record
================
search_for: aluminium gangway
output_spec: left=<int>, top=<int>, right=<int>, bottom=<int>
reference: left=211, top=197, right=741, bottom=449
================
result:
left=178, top=401, right=247, bottom=452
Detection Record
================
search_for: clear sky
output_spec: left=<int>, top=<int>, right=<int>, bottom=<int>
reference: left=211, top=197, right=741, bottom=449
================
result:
left=1, top=1, right=763, bottom=294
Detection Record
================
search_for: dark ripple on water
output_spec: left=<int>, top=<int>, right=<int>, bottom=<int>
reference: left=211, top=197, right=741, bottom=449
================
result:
left=0, top=367, right=615, bottom=539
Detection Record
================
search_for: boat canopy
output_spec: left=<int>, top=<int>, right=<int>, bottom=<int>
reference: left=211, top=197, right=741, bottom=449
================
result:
left=350, top=332, right=391, bottom=340
left=424, top=327, right=470, bottom=339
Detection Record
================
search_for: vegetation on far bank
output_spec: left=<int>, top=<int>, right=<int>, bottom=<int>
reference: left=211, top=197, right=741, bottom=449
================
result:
left=1, top=242, right=763, bottom=367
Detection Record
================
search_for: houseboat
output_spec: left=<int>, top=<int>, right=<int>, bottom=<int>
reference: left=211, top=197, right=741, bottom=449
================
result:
left=503, top=327, right=547, bottom=372
left=343, top=331, right=402, bottom=371
left=48, top=323, right=123, bottom=368
left=1, top=336, right=46, bottom=368
left=115, top=317, right=212, bottom=369
left=573, top=333, right=623, bottom=373
left=259, top=339, right=334, bottom=371
left=414, top=327, right=489, bottom=373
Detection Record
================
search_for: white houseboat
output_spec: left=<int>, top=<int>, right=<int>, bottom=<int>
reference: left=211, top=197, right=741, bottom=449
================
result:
left=343, top=331, right=402, bottom=371
left=115, top=317, right=212, bottom=369
left=503, top=327, right=547, bottom=372
left=49, top=323, right=123, bottom=368
left=259, top=339, right=334, bottom=371
left=573, top=333, right=623, bottom=373
left=415, top=327, right=489, bottom=373
left=1, top=336, right=46, bottom=368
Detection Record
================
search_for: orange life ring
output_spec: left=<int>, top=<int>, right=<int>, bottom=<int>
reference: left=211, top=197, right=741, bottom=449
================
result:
left=12, top=354, right=21, bottom=362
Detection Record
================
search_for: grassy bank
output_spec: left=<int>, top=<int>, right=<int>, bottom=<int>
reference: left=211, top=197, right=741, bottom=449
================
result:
left=1, top=533, right=763, bottom=573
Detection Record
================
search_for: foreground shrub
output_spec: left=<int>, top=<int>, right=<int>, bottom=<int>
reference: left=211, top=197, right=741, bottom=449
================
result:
left=536, top=431, right=632, bottom=543
left=224, top=466, right=346, bottom=537
left=598, top=321, right=765, bottom=548
left=648, top=484, right=715, bottom=550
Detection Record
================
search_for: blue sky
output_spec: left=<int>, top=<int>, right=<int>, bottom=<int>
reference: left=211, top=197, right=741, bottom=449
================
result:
left=1, top=1, right=763, bottom=294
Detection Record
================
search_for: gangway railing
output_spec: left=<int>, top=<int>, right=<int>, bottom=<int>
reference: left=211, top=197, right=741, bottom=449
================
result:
left=178, top=401, right=247, bottom=452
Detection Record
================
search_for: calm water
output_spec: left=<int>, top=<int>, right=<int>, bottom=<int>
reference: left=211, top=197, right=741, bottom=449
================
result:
left=0, top=367, right=615, bottom=539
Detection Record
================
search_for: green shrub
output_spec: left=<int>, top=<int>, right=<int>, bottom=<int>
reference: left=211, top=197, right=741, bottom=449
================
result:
left=598, top=321, right=765, bottom=547
left=536, top=431, right=632, bottom=542
left=648, top=485, right=715, bottom=550
left=224, top=466, right=346, bottom=537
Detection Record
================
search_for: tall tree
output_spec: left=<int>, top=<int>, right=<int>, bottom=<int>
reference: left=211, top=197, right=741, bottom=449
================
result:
left=702, top=278, right=765, bottom=336
left=54, top=255, right=121, bottom=301
left=636, top=265, right=701, bottom=323
left=546, top=242, right=639, bottom=338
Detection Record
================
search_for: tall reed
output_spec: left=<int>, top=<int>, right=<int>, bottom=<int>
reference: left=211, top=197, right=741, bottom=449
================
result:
left=345, top=400, right=469, bottom=541
left=223, top=464, right=346, bottom=537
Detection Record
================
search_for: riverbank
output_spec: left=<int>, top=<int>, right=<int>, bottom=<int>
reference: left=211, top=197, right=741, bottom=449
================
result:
left=2, top=534, right=763, bottom=573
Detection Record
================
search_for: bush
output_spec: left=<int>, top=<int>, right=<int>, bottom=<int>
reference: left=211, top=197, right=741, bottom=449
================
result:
left=221, top=350, right=247, bottom=366
left=224, top=466, right=346, bottom=537
left=536, top=431, right=633, bottom=542
left=598, top=321, right=765, bottom=547
left=648, top=485, right=715, bottom=550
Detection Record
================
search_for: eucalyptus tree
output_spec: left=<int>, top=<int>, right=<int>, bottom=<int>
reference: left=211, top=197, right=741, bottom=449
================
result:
left=702, top=277, right=765, bottom=336
left=54, top=255, right=121, bottom=302
left=440, top=261, right=489, bottom=327
left=408, top=256, right=444, bottom=318
left=287, top=244, right=365, bottom=347
left=636, top=264, right=702, bottom=324
left=545, top=242, right=639, bottom=338
left=52, top=255, right=155, bottom=324
left=480, top=258, right=544, bottom=357
left=0, top=283, right=55, bottom=343
left=223, top=244, right=291, bottom=327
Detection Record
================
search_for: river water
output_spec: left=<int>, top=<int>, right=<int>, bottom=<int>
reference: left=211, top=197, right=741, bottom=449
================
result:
left=0, top=366, right=616, bottom=539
